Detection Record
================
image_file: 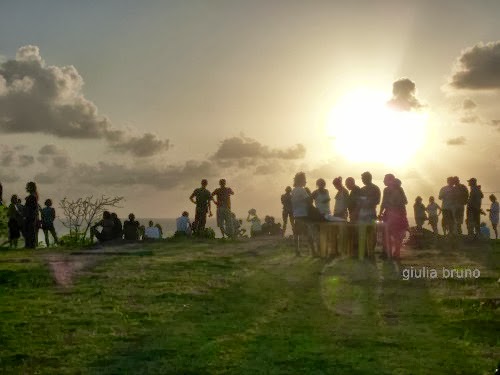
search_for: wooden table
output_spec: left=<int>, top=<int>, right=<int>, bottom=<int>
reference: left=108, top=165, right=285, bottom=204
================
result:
left=318, top=221, right=389, bottom=259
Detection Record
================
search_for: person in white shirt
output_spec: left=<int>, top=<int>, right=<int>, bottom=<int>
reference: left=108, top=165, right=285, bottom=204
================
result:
left=438, top=177, right=456, bottom=235
left=311, top=178, right=331, bottom=217
left=144, top=220, right=161, bottom=239
left=176, top=211, right=192, bottom=236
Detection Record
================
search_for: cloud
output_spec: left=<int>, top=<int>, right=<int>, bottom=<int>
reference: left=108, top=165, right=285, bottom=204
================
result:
left=212, top=136, right=306, bottom=161
left=0, top=169, right=20, bottom=183
left=387, top=78, right=422, bottom=111
left=462, top=99, right=477, bottom=110
left=0, top=144, right=35, bottom=167
left=449, top=41, right=500, bottom=90
left=0, top=45, right=169, bottom=157
left=446, top=136, right=466, bottom=146
left=37, top=144, right=71, bottom=169
left=460, top=115, right=479, bottom=124
left=18, top=154, right=34, bottom=167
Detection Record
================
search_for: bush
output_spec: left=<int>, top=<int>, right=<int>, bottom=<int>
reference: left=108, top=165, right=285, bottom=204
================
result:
left=195, top=228, right=216, bottom=239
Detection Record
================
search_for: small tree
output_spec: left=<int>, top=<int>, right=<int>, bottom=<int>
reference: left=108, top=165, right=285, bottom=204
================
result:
left=59, top=195, right=124, bottom=241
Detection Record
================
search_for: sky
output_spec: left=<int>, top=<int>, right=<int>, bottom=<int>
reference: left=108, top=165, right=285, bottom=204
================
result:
left=0, top=0, right=499, bottom=220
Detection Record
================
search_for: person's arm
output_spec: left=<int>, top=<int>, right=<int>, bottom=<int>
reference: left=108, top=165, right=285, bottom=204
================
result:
left=211, top=191, right=218, bottom=206
left=189, top=190, right=197, bottom=205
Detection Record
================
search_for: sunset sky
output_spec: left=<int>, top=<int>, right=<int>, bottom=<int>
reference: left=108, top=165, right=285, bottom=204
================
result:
left=1, top=1, right=499, bottom=220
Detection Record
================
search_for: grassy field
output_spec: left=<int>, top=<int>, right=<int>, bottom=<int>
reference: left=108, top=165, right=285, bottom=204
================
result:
left=0, top=238, right=499, bottom=374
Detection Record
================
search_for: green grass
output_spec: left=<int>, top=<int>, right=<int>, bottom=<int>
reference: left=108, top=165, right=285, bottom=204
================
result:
left=0, top=239, right=499, bottom=374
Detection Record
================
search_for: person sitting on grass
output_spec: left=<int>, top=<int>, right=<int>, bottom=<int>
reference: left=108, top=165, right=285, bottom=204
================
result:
left=247, top=209, right=262, bottom=237
left=123, top=213, right=140, bottom=240
left=144, top=220, right=161, bottom=240
left=111, top=213, right=123, bottom=240
left=479, top=222, right=490, bottom=240
left=175, top=211, right=192, bottom=237
left=41, top=199, right=59, bottom=247
left=91, top=211, right=114, bottom=243
left=155, top=223, right=163, bottom=239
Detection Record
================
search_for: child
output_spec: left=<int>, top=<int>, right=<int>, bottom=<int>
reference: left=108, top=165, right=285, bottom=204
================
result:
left=247, top=209, right=262, bottom=237
left=413, top=196, right=427, bottom=230
left=41, top=199, right=58, bottom=247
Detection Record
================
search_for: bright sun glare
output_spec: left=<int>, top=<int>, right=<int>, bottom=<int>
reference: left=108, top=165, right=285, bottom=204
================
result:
left=326, top=89, right=428, bottom=166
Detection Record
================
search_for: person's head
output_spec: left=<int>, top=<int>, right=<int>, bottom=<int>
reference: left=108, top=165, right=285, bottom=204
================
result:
left=44, top=199, right=52, bottom=207
left=415, top=196, right=422, bottom=203
left=345, top=177, right=355, bottom=190
left=11, top=194, right=18, bottom=204
left=429, top=196, right=435, bottom=203
left=383, top=173, right=395, bottom=187
left=201, top=179, right=208, bottom=187
left=17, top=198, right=21, bottom=204
left=490, top=194, right=497, bottom=202
left=316, top=178, right=326, bottom=189
left=111, top=212, right=118, bottom=219
left=480, top=222, right=487, bottom=227
left=26, top=181, right=37, bottom=194
left=467, top=177, right=477, bottom=187
left=103, top=211, right=111, bottom=220
left=219, top=179, right=226, bottom=187
left=149, top=220, right=154, bottom=226
left=270, top=216, right=275, bottom=223
left=447, top=176, right=454, bottom=186
left=361, top=171, right=372, bottom=185
left=182, top=211, right=189, bottom=217
left=248, top=208, right=257, bottom=216
left=394, top=178, right=402, bottom=188
left=332, top=177, right=343, bottom=190
left=264, top=215, right=271, bottom=223
left=285, top=186, right=292, bottom=193
left=128, top=213, right=135, bottom=221
left=293, top=172, right=307, bottom=188
left=454, top=176, right=460, bottom=185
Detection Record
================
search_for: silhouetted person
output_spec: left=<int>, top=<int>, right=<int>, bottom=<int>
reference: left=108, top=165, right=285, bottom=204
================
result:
left=281, top=186, right=294, bottom=236
left=41, top=199, right=59, bottom=247
left=175, top=211, right=192, bottom=236
left=23, top=181, right=39, bottom=249
left=426, top=196, right=441, bottom=234
left=345, top=177, right=361, bottom=223
left=91, top=211, right=114, bottom=243
left=189, top=179, right=213, bottom=234
left=453, top=176, right=469, bottom=235
left=466, top=178, right=483, bottom=239
left=155, top=223, right=163, bottom=239
left=359, top=172, right=381, bottom=223
left=7, top=195, right=22, bottom=248
left=211, top=179, right=234, bottom=238
left=145, top=220, right=161, bottom=239
left=312, top=178, right=331, bottom=217
left=332, top=177, right=349, bottom=219
left=0, top=181, right=3, bottom=205
left=123, top=213, right=140, bottom=240
left=111, top=212, right=123, bottom=240
left=413, top=196, right=427, bottom=230
left=381, top=177, right=408, bottom=259
left=247, top=208, right=262, bottom=237
left=438, top=177, right=456, bottom=236
left=291, top=172, right=315, bottom=256
left=487, top=194, right=498, bottom=239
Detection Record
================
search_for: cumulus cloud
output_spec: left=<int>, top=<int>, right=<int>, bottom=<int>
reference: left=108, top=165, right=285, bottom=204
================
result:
left=0, top=144, right=35, bottom=167
left=0, top=45, right=169, bottom=157
left=387, top=78, right=422, bottom=111
left=446, top=136, right=466, bottom=146
left=212, top=136, right=306, bottom=161
left=449, top=41, right=500, bottom=90
left=37, top=144, right=71, bottom=169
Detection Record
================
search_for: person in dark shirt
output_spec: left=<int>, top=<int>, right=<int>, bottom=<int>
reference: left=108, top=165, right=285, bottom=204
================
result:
left=359, top=171, right=381, bottom=223
left=41, top=199, right=59, bottom=247
left=345, top=177, right=361, bottom=223
left=24, top=181, right=39, bottom=249
left=466, top=178, right=483, bottom=239
left=211, top=179, right=234, bottom=238
left=7, top=195, right=22, bottom=248
left=453, top=176, right=469, bottom=235
left=111, top=212, right=123, bottom=239
left=123, top=213, right=140, bottom=240
left=91, top=211, right=114, bottom=243
left=281, top=186, right=294, bottom=236
left=189, top=179, right=213, bottom=234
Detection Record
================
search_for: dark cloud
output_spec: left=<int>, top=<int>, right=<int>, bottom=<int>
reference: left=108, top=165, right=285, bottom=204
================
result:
left=449, top=41, right=500, bottom=90
left=212, top=136, right=306, bottom=161
left=460, top=115, right=479, bottom=124
left=37, top=144, right=71, bottom=169
left=462, top=99, right=477, bottom=110
left=0, top=46, right=169, bottom=157
left=39, top=144, right=65, bottom=155
left=0, top=145, right=35, bottom=167
left=387, top=78, right=422, bottom=111
left=446, top=136, right=466, bottom=146
left=18, top=154, right=34, bottom=167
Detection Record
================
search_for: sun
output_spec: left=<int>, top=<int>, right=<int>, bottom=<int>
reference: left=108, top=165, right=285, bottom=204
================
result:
left=326, top=88, right=427, bottom=166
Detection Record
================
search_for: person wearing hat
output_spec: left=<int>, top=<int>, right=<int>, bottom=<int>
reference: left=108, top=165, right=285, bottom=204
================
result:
left=466, top=178, right=483, bottom=239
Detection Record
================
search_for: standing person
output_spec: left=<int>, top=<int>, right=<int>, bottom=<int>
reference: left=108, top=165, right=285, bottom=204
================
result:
left=281, top=186, right=294, bottom=236
left=0, top=181, right=3, bottom=205
left=487, top=194, right=499, bottom=239
left=291, top=172, right=315, bottom=256
left=438, top=177, right=456, bottom=236
left=189, top=179, right=213, bottom=234
left=382, top=178, right=409, bottom=259
left=453, top=176, right=469, bottom=235
left=345, top=177, right=361, bottom=223
left=426, top=196, right=441, bottom=234
left=7, top=195, right=22, bottom=248
left=175, top=211, right=192, bottom=236
left=413, top=196, right=427, bottom=230
left=211, top=179, right=234, bottom=238
left=123, top=213, right=140, bottom=240
left=332, top=177, right=349, bottom=219
left=311, top=178, right=331, bottom=217
left=358, top=172, right=381, bottom=223
left=466, top=178, right=483, bottom=239
left=23, top=181, right=39, bottom=249
left=41, top=199, right=59, bottom=247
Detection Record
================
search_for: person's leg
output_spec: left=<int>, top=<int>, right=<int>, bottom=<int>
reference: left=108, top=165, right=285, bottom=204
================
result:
left=224, top=209, right=234, bottom=238
left=43, top=229, right=50, bottom=247
left=473, top=208, right=481, bottom=238
left=50, top=226, right=59, bottom=245
left=216, top=207, right=226, bottom=238
left=282, top=210, right=288, bottom=236
left=466, top=207, right=474, bottom=237
left=493, top=222, right=498, bottom=239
